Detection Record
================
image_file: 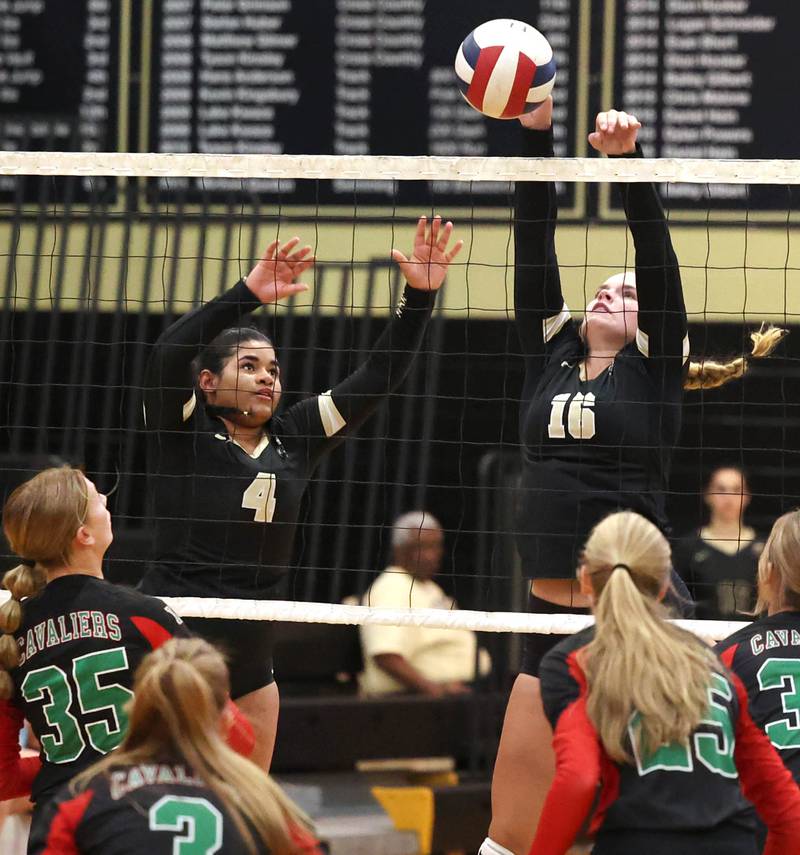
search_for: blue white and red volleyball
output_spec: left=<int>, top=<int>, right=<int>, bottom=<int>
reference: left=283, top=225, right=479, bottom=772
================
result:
left=454, top=19, right=556, bottom=120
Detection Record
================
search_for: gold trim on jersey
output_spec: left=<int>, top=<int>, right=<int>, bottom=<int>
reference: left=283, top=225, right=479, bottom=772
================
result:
left=318, top=390, right=347, bottom=438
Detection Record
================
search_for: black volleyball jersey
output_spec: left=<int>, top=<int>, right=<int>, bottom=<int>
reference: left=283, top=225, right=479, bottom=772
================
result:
left=532, top=627, right=800, bottom=855
left=32, top=762, right=322, bottom=854
left=675, top=532, right=763, bottom=620
left=716, top=611, right=800, bottom=785
left=514, top=130, right=688, bottom=579
left=8, top=574, right=188, bottom=804
left=140, top=279, right=434, bottom=599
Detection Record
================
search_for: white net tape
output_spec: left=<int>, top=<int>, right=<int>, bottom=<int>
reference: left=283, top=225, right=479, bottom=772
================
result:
left=0, top=152, right=799, bottom=184
left=0, top=590, right=746, bottom=641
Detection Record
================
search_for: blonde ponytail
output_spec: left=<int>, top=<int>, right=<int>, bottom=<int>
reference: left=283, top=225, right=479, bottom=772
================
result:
left=74, top=638, right=312, bottom=855
left=0, top=564, right=47, bottom=699
left=684, top=324, right=787, bottom=391
left=1, top=466, right=91, bottom=698
left=581, top=512, right=718, bottom=763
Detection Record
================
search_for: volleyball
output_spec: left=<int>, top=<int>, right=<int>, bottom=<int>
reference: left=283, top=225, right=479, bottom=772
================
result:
left=454, top=19, right=556, bottom=120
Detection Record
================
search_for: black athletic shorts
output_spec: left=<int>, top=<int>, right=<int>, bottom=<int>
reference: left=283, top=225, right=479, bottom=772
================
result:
left=520, top=593, right=589, bottom=678
left=520, top=568, right=694, bottom=678
left=183, top=616, right=274, bottom=698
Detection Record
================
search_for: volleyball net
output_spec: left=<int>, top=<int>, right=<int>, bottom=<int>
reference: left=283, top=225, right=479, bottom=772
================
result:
left=1, top=151, right=799, bottom=666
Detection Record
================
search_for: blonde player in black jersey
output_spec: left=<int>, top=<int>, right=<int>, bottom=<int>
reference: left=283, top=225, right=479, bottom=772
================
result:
left=717, top=510, right=800, bottom=852
left=531, top=511, right=800, bottom=855
left=138, top=216, right=463, bottom=769
left=35, top=638, right=321, bottom=855
left=481, top=96, right=786, bottom=855
left=0, top=467, right=253, bottom=849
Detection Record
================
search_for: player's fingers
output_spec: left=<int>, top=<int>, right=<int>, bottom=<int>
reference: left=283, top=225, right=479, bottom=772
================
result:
left=291, top=258, right=315, bottom=276
left=278, top=282, right=310, bottom=299
left=436, top=220, right=454, bottom=251
left=596, top=111, right=608, bottom=132
left=414, top=216, right=427, bottom=244
left=391, top=248, right=409, bottom=265
left=629, top=116, right=641, bottom=130
left=618, top=112, right=629, bottom=130
left=287, top=245, right=313, bottom=262
left=606, top=110, right=619, bottom=133
left=277, top=236, right=301, bottom=259
left=445, top=239, right=464, bottom=263
left=262, top=239, right=280, bottom=261
left=429, top=215, right=442, bottom=246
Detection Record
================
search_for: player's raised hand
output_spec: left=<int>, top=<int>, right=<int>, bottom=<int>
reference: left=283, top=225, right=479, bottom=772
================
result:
left=245, top=237, right=314, bottom=304
left=518, top=95, right=553, bottom=131
left=588, top=109, right=641, bottom=155
left=392, top=215, right=463, bottom=292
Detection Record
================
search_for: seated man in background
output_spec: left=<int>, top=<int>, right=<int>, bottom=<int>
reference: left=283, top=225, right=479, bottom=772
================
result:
left=359, top=511, right=490, bottom=696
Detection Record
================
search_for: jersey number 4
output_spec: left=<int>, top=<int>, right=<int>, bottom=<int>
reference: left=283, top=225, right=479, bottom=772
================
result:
left=242, top=473, right=277, bottom=522
left=547, top=392, right=596, bottom=440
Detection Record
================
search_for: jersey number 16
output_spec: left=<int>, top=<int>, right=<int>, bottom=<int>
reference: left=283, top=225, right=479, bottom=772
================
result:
left=547, top=392, right=596, bottom=440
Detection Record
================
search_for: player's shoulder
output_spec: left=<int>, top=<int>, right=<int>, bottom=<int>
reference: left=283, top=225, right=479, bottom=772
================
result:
left=716, top=611, right=800, bottom=659
left=546, top=322, right=581, bottom=361
left=538, top=626, right=594, bottom=727
left=30, top=779, right=100, bottom=854
left=715, top=621, right=757, bottom=657
left=540, top=625, right=595, bottom=683
left=92, top=581, right=186, bottom=639
left=271, top=393, right=321, bottom=436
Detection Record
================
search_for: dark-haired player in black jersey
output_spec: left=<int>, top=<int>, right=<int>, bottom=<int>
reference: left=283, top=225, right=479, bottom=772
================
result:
left=137, top=216, right=463, bottom=768
left=483, top=98, right=786, bottom=855
left=34, top=638, right=321, bottom=855
left=0, top=467, right=253, bottom=850
left=530, top=511, right=800, bottom=855
left=716, top=509, right=800, bottom=852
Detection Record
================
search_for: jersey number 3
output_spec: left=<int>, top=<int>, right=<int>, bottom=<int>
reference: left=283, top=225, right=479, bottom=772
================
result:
left=547, top=392, right=596, bottom=440
left=150, top=796, right=223, bottom=854
left=242, top=473, right=277, bottom=522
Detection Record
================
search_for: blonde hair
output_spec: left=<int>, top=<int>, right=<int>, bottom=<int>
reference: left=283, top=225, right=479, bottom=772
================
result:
left=73, top=638, right=312, bottom=855
left=755, top=510, right=800, bottom=615
left=0, top=467, right=89, bottom=699
left=684, top=325, right=787, bottom=390
left=581, top=511, right=718, bottom=763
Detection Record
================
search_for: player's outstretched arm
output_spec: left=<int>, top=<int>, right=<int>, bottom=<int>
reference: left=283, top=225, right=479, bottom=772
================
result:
left=513, top=96, right=568, bottom=381
left=591, top=110, right=687, bottom=363
left=277, top=218, right=458, bottom=461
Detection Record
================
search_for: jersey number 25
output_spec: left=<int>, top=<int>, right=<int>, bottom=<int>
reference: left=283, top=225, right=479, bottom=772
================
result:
left=547, top=392, right=596, bottom=440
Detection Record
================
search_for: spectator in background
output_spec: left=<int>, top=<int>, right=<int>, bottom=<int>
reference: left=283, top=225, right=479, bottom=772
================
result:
left=673, top=465, right=764, bottom=620
left=359, top=511, right=490, bottom=697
